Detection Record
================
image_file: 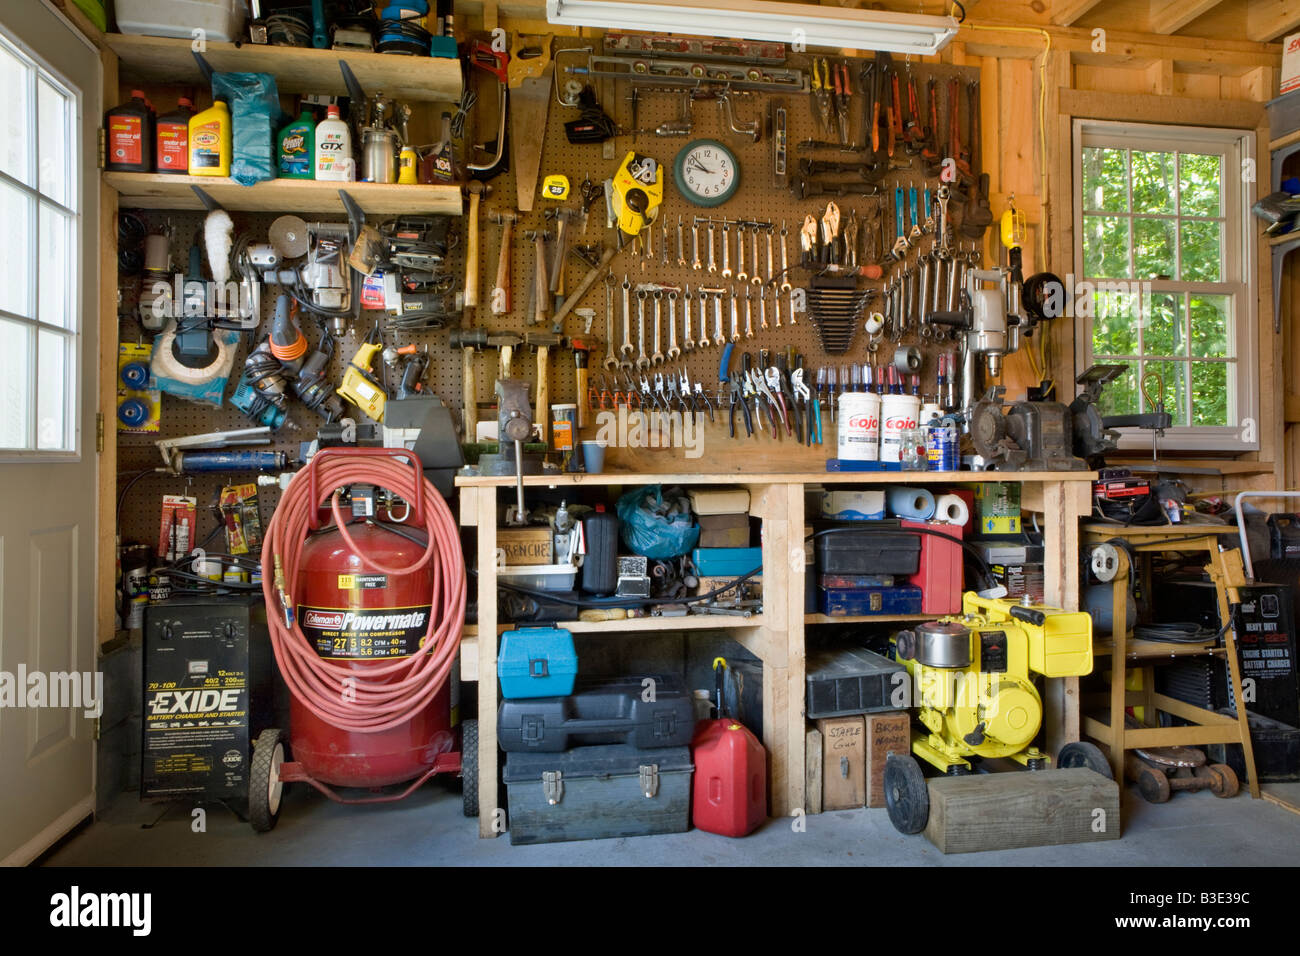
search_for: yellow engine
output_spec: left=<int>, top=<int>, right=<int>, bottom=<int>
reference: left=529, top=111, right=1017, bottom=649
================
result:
left=891, top=593, right=1093, bottom=773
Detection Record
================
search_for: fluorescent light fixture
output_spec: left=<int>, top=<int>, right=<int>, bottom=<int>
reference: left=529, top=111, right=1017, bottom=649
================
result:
left=546, top=0, right=959, bottom=56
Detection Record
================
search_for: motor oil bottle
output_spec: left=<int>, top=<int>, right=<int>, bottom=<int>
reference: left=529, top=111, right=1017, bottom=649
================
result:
left=188, top=99, right=231, bottom=177
left=104, top=90, right=154, bottom=173
left=277, top=110, right=315, bottom=179
left=155, top=97, right=194, bottom=174
left=314, top=104, right=353, bottom=182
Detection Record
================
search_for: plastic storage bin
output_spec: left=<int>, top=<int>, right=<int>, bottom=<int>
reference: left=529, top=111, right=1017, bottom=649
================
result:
left=497, top=563, right=578, bottom=591
left=116, top=0, right=248, bottom=42
left=497, top=627, right=577, bottom=700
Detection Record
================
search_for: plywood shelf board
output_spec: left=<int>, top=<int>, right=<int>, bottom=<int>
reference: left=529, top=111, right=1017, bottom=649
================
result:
left=103, top=173, right=463, bottom=216
left=455, top=471, right=1098, bottom=487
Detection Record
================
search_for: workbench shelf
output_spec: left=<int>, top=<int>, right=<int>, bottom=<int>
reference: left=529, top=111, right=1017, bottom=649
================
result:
left=103, top=172, right=464, bottom=216
left=455, top=469, right=1096, bottom=838
left=103, top=32, right=463, bottom=103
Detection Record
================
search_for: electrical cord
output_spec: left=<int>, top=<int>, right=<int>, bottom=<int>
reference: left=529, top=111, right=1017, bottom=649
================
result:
left=1133, top=621, right=1225, bottom=644
left=490, top=567, right=763, bottom=610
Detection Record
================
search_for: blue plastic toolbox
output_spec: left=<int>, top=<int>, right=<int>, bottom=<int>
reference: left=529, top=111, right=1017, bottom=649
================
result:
left=497, top=674, right=694, bottom=752
left=691, top=547, right=762, bottom=577
left=497, top=627, right=578, bottom=699
left=818, top=585, right=923, bottom=617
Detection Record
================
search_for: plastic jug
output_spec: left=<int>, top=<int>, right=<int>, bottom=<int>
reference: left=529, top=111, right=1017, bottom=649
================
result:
left=691, top=658, right=767, bottom=837
left=105, top=90, right=154, bottom=173
left=277, top=110, right=315, bottom=179
left=188, top=100, right=231, bottom=177
left=155, top=97, right=194, bottom=174
left=314, top=104, right=353, bottom=182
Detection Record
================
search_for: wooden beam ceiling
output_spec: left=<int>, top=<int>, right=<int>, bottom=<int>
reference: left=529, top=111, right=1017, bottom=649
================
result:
left=1052, top=0, right=1107, bottom=26
left=1149, top=0, right=1226, bottom=35
left=1246, top=0, right=1300, bottom=42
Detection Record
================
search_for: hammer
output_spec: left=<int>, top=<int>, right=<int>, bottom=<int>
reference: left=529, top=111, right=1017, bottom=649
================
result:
left=449, top=327, right=488, bottom=438
left=570, top=337, right=591, bottom=430
left=525, top=229, right=552, bottom=326
left=488, top=331, right=522, bottom=383
left=525, top=330, right=564, bottom=447
left=463, top=181, right=490, bottom=320
left=489, top=209, right=518, bottom=315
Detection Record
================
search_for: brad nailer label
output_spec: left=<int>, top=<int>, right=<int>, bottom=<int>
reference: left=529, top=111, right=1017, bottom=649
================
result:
left=298, top=605, right=433, bottom=659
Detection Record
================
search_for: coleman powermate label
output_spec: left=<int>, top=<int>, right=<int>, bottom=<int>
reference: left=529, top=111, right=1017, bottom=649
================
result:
left=298, top=604, right=433, bottom=659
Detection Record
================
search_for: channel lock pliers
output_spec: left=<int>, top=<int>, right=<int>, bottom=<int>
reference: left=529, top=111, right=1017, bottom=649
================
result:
left=792, top=367, right=821, bottom=445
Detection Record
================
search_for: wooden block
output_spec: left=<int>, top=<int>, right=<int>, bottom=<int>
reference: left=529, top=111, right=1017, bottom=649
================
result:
left=924, top=769, right=1120, bottom=855
left=817, top=716, right=865, bottom=811
left=864, top=711, right=911, bottom=808
left=805, top=728, right=823, bottom=815
left=496, top=527, right=552, bottom=566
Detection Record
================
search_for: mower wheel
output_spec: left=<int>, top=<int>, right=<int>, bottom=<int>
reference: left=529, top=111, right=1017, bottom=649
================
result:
left=1197, top=763, right=1240, bottom=798
left=462, top=719, right=479, bottom=817
left=883, top=753, right=929, bottom=835
left=249, top=728, right=286, bottom=833
left=1136, top=765, right=1171, bottom=803
left=1057, top=741, right=1113, bottom=780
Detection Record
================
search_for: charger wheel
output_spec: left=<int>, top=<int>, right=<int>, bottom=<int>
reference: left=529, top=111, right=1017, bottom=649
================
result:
left=884, top=753, right=929, bottom=834
left=249, top=728, right=286, bottom=833
left=1057, top=741, right=1113, bottom=779
left=462, top=719, right=479, bottom=817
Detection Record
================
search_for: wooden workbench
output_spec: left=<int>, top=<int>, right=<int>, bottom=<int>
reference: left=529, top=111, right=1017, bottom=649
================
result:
left=456, top=470, right=1096, bottom=837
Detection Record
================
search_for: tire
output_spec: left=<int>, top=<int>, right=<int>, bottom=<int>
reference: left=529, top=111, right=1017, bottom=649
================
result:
left=883, top=753, right=929, bottom=835
left=1200, top=763, right=1240, bottom=798
left=1136, top=766, right=1171, bottom=803
left=461, top=719, right=479, bottom=817
left=1057, top=741, right=1113, bottom=780
left=249, top=728, right=286, bottom=833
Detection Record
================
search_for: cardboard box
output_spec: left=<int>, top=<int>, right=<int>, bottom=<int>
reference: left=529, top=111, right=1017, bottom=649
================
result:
left=817, top=715, right=865, bottom=810
left=496, top=527, right=553, bottom=566
left=1283, top=32, right=1300, bottom=95
left=694, top=575, right=762, bottom=603
left=698, top=513, right=750, bottom=548
left=974, top=482, right=1020, bottom=535
left=864, top=711, right=911, bottom=808
left=689, top=487, right=750, bottom=515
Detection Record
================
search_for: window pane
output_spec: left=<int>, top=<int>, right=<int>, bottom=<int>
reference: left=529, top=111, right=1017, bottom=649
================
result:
left=1131, top=150, right=1175, bottom=214
left=1189, top=294, right=1230, bottom=358
left=1142, top=360, right=1187, bottom=426
left=36, top=328, right=69, bottom=450
left=0, top=40, right=30, bottom=186
left=0, top=318, right=31, bottom=447
left=38, top=203, right=72, bottom=329
left=1083, top=215, right=1130, bottom=278
left=1190, top=362, right=1229, bottom=427
left=1090, top=286, right=1139, bottom=355
left=1143, top=292, right=1185, bottom=356
left=1081, top=147, right=1128, bottom=212
left=0, top=179, right=32, bottom=317
left=1096, top=364, right=1138, bottom=418
left=1133, top=217, right=1175, bottom=279
left=1179, top=153, right=1222, bottom=217
left=38, top=78, right=70, bottom=206
left=1180, top=220, right=1222, bottom=282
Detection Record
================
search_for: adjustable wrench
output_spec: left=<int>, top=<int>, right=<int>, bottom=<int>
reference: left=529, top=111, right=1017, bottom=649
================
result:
left=603, top=270, right=619, bottom=370
left=651, top=290, right=664, bottom=365
left=619, top=274, right=634, bottom=367
left=667, top=290, right=680, bottom=360
left=635, top=290, right=650, bottom=369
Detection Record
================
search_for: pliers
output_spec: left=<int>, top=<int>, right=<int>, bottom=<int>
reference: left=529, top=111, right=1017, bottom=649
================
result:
left=721, top=343, right=750, bottom=438
left=741, top=352, right=764, bottom=433
left=793, top=367, right=821, bottom=445
left=767, top=365, right=795, bottom=440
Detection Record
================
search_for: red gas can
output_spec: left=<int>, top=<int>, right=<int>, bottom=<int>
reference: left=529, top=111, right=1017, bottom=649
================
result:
left=691, top=660, right=767, bottom=837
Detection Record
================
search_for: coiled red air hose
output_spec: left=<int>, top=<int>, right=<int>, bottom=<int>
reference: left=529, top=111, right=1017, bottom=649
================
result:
left=262, top=450, right=465, bottom=734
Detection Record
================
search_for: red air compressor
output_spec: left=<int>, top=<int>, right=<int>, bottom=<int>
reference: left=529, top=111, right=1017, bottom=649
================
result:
left=252, top=448, right=465, bottom=831
left=691, top=658, right=767, bottom=837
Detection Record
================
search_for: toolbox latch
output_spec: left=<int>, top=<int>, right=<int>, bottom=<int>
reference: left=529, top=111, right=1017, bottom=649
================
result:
left=639, top=764, right=659, bottom=799
left=522, top=716, right=543, bottom=743
left=542, top=770, right=563, bottom=805
left=529, top=658, right=550, bottom=678
left=654, top=711, right=675, bottom=739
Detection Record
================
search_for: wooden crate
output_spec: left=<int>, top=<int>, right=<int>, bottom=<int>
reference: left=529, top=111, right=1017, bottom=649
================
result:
left=924, top=768, right=1120, bottom=854
left=817, top=716, right=865, bottom=811
left=864, top=712, right=911, bottom=808
left=496, top=527, right=553, bottom=566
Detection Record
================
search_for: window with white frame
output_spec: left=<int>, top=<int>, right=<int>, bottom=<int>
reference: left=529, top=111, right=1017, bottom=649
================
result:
left=1073, top=120, right=1256, bottom=452
left=0, top=30, right=78, bottom=454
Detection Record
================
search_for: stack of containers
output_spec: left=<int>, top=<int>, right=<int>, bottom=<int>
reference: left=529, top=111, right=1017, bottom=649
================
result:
left=688, top=488, right=761, bottom=603
left=497, top=627, right=696, bottom=845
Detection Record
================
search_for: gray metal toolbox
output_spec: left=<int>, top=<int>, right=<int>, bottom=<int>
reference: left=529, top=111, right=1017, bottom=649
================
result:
left=497, top=674, right=694, bottom=752
left=503, top=744, right=693, bottom=845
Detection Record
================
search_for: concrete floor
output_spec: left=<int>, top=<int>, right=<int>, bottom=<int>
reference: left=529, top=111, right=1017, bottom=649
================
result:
left=42, top=779, right=1300, bottom=866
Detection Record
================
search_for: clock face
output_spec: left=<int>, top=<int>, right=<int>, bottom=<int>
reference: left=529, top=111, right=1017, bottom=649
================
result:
left=674, top=140, right=740, bottom=207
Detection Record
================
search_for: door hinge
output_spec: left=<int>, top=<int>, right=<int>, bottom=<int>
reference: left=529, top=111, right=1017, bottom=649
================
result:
left=639, top=763, right=659, bottom=798
left=96, top=127, right=105, bottom=170
left=95, top=413, right=104, bottom=453
left=542, top=770, right=563, bottom=805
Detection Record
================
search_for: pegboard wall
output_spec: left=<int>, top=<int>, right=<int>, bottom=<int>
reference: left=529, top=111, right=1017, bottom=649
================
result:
left=115, top=39, right=988, bottom=547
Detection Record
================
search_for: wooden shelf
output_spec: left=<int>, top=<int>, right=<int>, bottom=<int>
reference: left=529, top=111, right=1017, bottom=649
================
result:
left=103, top=173, right=463, bottom=216
left=1268, top=231, right=1300, bottom=248
left=1269, top=128, right=1300, bottom=153
left=463, top=615, right=762, bottom=635
left=805, top=613, right=930, bottom=625
left=104, top=33, right=462, bottom=102
left=1093, top=638, right=1223, bottom=659
left=455, top=470, right=1097, bottom=488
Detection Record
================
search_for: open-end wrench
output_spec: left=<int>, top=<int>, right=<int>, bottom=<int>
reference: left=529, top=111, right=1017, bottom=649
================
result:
left=682, top=286, right=695, bottom=350
left=765, top=227, right=775, bottom=285
left=759, top=284, right=769, bottom=331
left=691, top=220, right=702, bottom=270
left=701, top=287, right=726, bottom=347
left=603, top=270, right=618, bottom=370
left=787, top=287, right=798, bottom=327
left=619, top=274, right=634, bottom=367
left=705, top=219, right=717, bottom=274
left=667, top=290, right=681, bottom=360
left=721, top=220, right=732, bottom=279
left=676, top=215, right=686, bottom=267
left=743, top=286, right=754, bottom=339
left=699, top=287, right=710, bottom=348
left=936, top=183, right=952, bottom=257
left=750, top=228, right=762, bottom=286
left=729, top=287, right=741, bottom=343
left=651, top=290, right=664, bottom=365
left=779, top=221, right=792, bottom=293
left=635, top=290, right=650, bottom=370
left=736, top=224, right=748, bottom=282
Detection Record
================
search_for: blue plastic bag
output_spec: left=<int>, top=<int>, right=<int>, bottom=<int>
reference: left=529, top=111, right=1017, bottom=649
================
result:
left=616, top=485, right=699, bottom=559
left=212, top=72, right=287, bottom=186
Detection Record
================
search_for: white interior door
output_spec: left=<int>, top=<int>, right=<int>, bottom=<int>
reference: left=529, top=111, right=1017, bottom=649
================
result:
left=0, top=0, right=101, bottom=865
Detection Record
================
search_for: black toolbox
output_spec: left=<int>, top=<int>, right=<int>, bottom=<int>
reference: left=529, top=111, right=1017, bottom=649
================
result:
left=504, top=744, right=693, bottom=845
left=805, top=647, right=908, bottom=719
left=497, top=674, right=694, bottom=752
left=814, top=522, right=921, bottom=575
left=1208, top=709, right=1300, bottom=782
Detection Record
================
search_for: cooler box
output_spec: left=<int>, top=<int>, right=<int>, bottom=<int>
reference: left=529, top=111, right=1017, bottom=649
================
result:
left=504, top=744, right=693, bottom=845
left=497, top=627, right=577, bottom=700
left=497, top=674, right=694, bottom=752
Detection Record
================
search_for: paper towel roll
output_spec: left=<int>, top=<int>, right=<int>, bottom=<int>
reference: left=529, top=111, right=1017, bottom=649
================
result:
left=934, top=493, right=970, bottom=526
left=887, top=486, right=936, bottom=521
